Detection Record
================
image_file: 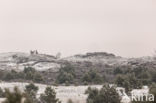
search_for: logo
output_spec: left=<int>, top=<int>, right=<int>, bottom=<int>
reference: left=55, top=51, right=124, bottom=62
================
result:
left=131, top=94, right=154, bottom=102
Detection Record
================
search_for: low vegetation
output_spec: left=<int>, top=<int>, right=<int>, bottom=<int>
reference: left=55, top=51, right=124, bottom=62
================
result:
left=0, top=67, right=44, bottom=83
left=82, top=69, right=103, bottom=84
left=57, top=64, right=76, bottom=84
left=0, top=60, right=155, bottom=94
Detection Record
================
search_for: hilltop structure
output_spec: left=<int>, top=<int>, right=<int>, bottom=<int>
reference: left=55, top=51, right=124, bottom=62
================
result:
left=30, top=50, right=38, bottom=55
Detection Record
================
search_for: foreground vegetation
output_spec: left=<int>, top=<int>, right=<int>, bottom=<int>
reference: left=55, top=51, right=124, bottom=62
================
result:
left=85, top=85, right=121, bottom=103
left=0, top=83, right=155, bottom=103
left=0, top=83, right=61, bottom=103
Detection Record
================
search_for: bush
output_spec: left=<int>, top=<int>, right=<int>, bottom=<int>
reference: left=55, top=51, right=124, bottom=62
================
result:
left=40, top=86, right=61, bottom=103
left=0, top=87, right=5, bottom=97
left=82, top=70, right=102, bottom=84
left=57, top=64, right=75, bottom=84
left=33, top=73, right=43, bottom=83
left=3, top=87, right=24, bottom=103
left=114, top=67, right=123, bottom=75
left=25, top=83, right=38, bottom=94
left=24, top=67, right=44, bottom=83
left=24, top=67, right=36, bottom=73
left=25, top=83, right=39, bottom=103
left=24, top=67, right=36, bottom=80
left=3, top=72, right=14, bottom=81
left=85, top=84, right=121, bottom=103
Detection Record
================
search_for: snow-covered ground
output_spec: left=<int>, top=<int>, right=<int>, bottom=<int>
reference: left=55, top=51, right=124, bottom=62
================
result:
left=0, top=82, right=100, bottom=103
left=0, top=82, right=132, bottom=103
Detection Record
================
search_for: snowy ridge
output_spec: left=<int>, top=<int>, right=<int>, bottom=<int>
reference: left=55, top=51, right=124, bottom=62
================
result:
left=0, top=52, right=155, bottom=71
left=0, top=52, right=60, bottom=71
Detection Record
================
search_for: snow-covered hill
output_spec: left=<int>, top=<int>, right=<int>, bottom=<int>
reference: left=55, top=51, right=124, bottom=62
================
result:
left=0, top=52, right=61, bottom=71
left=0, top=52, right=155, bottom=72
left=63, top=52, right=128, bottom=66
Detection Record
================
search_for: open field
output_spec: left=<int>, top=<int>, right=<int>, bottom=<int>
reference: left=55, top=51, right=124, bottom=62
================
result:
left=0, top=82, right=103, bottom=103
left=0, top=82, right=133, bottom=103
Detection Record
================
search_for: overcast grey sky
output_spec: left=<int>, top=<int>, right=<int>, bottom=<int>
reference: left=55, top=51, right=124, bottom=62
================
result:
left=0, top=0, right=156, bottom=57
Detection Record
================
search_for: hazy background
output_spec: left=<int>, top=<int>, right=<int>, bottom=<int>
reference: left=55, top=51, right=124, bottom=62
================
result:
left=0, top=0, right=156, bottom=57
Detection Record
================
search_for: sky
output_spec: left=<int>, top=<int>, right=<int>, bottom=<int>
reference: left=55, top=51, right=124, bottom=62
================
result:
left=0, top=0, right=156, bottom=57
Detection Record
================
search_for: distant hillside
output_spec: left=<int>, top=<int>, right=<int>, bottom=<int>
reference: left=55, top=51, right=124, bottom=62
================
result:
left=0, top=52, right=60, bottom=71
left=0, top=51, right=156, bottom=85
left=63, top=52, right=127, bottom=66
left=0, top=52, right=155, bottom=72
